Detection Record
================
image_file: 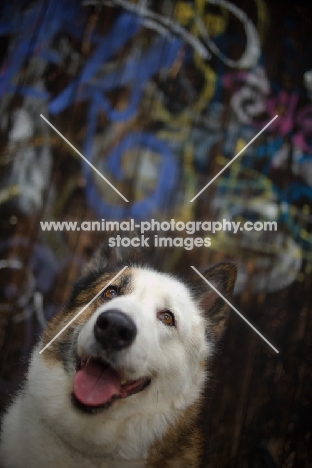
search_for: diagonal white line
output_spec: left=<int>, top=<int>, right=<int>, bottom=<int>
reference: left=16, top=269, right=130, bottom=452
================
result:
left=190, top=266, right=279, bottom=353
left=190, top=115, right=278, bottom=202
left=40, top=114, right=129, bottom=202
left=39, top=266, right=128, bottom=354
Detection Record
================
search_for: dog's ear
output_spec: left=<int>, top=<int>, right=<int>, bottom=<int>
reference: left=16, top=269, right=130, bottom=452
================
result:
left=187, top=262, right=237, bottom=338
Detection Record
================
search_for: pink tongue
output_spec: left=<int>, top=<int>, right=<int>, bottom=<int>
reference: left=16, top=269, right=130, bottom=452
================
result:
left=73, top=360, right=121, bottom=407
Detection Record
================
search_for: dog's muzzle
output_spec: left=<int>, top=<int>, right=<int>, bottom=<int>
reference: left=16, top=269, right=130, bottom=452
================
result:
left=94, top=309, right=137, bottom=350
left=73, top=308, right=151, bottom=413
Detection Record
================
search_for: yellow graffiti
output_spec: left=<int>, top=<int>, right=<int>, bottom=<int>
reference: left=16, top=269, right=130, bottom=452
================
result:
left=0, top=185, right=19, bottom=205
left=195, top=0, right=229, bottom=36
left=174, top=2, right=195, bottom=26
left=254, top=0, right=269, bottom=43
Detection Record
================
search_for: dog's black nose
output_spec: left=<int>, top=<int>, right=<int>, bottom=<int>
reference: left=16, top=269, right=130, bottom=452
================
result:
left=94, top=309, right=137, bottom=350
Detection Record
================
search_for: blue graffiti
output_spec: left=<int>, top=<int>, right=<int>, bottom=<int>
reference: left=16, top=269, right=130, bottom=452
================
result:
left=84, top=132, right=178, bottom=219
left=0, top=0, right=86, bottom=98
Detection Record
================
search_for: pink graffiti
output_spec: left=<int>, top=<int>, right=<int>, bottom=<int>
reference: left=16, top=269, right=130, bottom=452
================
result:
left=225, top=70, right=312, bottom=154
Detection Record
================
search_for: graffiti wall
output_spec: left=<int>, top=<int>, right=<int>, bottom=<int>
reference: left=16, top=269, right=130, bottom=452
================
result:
left=0, top=0, right=312, bottom=466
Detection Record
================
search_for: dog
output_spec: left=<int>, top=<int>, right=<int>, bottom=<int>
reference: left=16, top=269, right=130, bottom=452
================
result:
left=0, top=241, right=236, bottom=467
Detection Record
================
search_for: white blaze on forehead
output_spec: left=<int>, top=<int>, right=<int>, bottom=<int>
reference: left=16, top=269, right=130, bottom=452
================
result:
left=131, top=268, right=192, bottom=304
left=130, top=268, right=205, bottom=336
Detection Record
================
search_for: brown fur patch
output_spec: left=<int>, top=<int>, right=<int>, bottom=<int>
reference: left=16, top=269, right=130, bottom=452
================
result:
left=146, top=399, right=204, bottom=467
left=41, top=268, right=134, bottom=364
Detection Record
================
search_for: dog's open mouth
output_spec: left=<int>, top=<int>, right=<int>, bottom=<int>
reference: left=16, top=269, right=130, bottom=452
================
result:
left=72, top=358, right=151, bottom=413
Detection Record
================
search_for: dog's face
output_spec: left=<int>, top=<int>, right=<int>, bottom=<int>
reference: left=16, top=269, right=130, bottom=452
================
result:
left=27, top=245, right=236, bottom=457
left=67, top=267, right=210, bottom=422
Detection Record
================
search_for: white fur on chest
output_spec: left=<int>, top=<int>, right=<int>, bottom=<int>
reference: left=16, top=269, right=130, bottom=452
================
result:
left=0, top=350, right=175, bottom=468
left=0, top=386, right=146, bottom=468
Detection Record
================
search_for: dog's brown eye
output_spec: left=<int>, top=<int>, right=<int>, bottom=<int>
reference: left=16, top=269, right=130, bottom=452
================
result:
left=157, top=310, right=175, bottom=327
left=103, top=287, right=118, bottom=299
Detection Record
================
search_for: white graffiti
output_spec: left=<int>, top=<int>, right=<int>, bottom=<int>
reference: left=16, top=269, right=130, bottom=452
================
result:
left=231, top=67, right=270, bottom=123
left=83, top=0, right=260, bottom=68
left=196, top=0, right=260, bottom=68
left=3, top=102, right=52, bottom=213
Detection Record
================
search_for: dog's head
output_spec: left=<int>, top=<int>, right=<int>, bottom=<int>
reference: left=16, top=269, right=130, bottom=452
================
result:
left=30, top=243, right=236, bottom=454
